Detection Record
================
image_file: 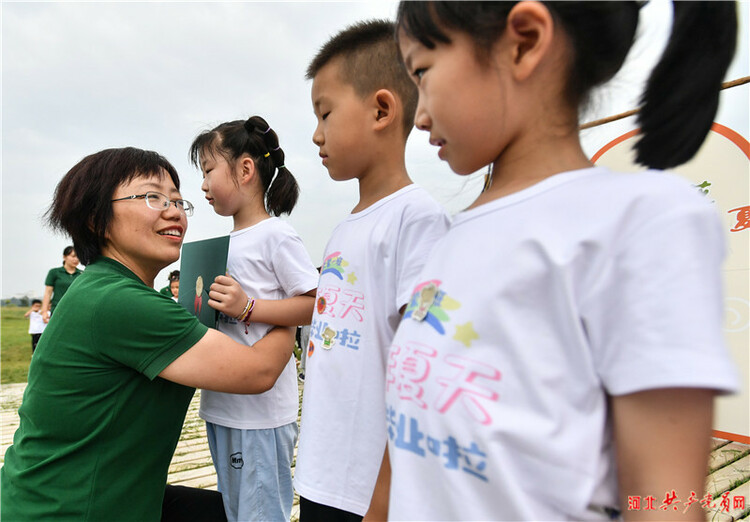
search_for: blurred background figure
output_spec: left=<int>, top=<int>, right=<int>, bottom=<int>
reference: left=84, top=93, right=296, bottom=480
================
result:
left=40, top=245, right=82, bottom=323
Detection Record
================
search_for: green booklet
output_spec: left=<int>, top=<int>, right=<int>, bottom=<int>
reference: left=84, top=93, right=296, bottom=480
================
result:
left=178, top=235, right=230, bottom=328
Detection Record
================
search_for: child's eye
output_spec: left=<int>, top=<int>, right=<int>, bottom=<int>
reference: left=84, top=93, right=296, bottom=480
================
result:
left=413, top=68, right=426, bottom=81
left=322, top=112, right=330, bottom=121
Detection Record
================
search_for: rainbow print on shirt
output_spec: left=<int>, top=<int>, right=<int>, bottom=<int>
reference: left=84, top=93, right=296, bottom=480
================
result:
left=403, top=280, right=460, bottom=335
left=320, top=251, right=348, bottom=280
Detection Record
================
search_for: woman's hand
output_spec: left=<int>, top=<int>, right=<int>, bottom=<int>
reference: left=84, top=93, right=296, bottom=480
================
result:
left=41, top=285, right=54, bottom=323
left=208, top=275, right=248, bottom=319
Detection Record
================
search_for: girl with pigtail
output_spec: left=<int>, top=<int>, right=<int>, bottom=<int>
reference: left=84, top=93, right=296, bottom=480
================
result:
left=189, top=116, right=318, bottom=522
left=377, top=2, right=741, bottom=520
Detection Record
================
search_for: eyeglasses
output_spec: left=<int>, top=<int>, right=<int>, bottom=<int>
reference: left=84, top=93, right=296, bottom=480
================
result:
left=111, top=191, right=194, bottom=217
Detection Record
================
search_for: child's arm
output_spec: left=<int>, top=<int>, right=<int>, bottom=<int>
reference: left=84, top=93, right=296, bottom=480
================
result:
left=363, top=446, right=391, bottom=521
left=250, top=291, right=316, bottom=326
left=24, top=308, right=33, bottom=318
left=209, top=275, right=316, bottom=326
left=611, top=387, right=715, bottom=521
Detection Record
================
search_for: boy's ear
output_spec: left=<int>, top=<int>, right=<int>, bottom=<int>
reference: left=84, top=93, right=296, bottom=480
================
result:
left=504, top=1, right=555, bottom=81
left=371, top=89, right=398, bottom=132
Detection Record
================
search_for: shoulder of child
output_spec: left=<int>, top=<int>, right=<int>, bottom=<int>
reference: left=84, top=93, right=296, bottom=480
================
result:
left=600, top=168, right=709, bottom=207
left=400, top=185, right=450, bottom=220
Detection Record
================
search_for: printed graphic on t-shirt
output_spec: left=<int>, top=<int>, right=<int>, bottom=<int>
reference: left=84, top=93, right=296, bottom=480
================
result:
left=403, top=280, right=461, bottom=336
left=386, top=406, right=491, bottom=482
left=389, top=280, right=500, bottom=484
left=386, top=342, right=502, bottom=483
left=386, top=341, right=501, bottom=483
left=320, top=251, right=348, bottom=280
left=309, top=251, right=366, bottom=354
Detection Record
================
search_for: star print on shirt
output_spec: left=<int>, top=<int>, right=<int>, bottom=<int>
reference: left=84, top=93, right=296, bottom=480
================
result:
left=347, top=272, right=358, bottom=285
left=453, top=322, right=479, bottom=347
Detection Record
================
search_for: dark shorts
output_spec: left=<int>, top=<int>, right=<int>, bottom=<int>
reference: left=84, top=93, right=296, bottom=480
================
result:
left=161, top=484, right=226, bottom=522
left=299, top=496, right=362, bottom=522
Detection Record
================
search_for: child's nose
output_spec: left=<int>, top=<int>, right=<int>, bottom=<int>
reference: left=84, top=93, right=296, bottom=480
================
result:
left=312, top=125, right=324, bottom=146
left=414, top=100, right=431, bottom=131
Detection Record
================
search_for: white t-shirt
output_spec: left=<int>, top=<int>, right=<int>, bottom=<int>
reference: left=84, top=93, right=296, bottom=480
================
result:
left=28, top=311, right=46, bottom=335
left=295, top=185, right=450, bottom=515
left=199, top=217, right=318, bottom=429
left=386, top=168, right=739, bottom=521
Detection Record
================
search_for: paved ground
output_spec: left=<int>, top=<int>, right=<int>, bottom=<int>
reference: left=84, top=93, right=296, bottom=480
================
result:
left=2, top=382, right=748, bottom=521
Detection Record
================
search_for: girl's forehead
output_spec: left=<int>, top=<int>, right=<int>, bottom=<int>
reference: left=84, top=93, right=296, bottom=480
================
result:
left=200, top=147, right=226, bottom=167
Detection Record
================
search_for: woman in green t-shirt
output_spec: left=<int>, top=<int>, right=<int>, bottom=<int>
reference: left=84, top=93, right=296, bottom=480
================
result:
left=1, top=147, right=297, bottom=521
left=40, top=245, right=82, bottom=321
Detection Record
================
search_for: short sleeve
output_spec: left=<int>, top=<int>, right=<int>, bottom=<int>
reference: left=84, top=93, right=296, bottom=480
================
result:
left=395, top=200, right=450, bottom=309
left=273, top=233, right=319, bottom=297
left=44, top=268, right=57, bottom=287
left=584, top=193, right=739, bottom=396
left=92, top=284, right=208, bottom=380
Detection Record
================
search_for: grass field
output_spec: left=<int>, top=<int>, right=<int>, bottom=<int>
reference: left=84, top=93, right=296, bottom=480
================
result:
left=1, top=306, right=33, bottom=384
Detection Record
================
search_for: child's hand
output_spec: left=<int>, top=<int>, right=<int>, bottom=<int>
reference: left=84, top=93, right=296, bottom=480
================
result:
left=207, top=275, right=248, bottom=318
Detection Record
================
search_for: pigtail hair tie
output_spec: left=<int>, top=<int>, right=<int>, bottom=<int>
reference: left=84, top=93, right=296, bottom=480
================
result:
left=262, top=127, right=272, bottom=134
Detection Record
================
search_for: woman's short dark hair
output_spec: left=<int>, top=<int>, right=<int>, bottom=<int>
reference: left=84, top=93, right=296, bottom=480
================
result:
left=62, top=245, right=75, bottom=257
left=46, top=147, right=180, bottom=266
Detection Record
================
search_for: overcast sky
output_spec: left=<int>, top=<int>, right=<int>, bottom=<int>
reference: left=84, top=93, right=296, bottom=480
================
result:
left=2, top=1, right=748, bottom=299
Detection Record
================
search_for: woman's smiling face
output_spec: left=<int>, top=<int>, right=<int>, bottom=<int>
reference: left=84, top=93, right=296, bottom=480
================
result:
left=104, top=172, right=187, bottom=285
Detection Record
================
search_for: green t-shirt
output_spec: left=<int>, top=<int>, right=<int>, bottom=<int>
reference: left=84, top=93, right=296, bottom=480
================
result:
left=44, top=265, right=83, bottom=311
left=2, top=257, right=209, bottom=521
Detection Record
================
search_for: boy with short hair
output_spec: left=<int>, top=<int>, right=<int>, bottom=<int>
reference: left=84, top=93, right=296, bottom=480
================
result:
left=24, top=299, right=47, bottom=353
left=294, top=19, right=450, bottom=521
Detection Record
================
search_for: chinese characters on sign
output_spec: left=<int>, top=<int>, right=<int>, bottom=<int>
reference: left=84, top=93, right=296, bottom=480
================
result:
left=728, top=205, right=750, bottom=232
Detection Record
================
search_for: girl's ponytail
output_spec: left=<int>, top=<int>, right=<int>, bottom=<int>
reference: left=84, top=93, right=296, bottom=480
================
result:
left=635, top=1, right=737, bottom=169
left=246, top=116, right=300, bottom=216
left=265, top=166, right=299, bottom=217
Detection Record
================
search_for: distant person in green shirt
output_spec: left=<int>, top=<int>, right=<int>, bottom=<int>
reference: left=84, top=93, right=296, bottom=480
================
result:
left=169, top=276, right=180, bottom=302
left=1, top=147, right=295, bottom=522
left=40, top=245, right=82, bottom=322
left=159, top=269, right=180, bottom=299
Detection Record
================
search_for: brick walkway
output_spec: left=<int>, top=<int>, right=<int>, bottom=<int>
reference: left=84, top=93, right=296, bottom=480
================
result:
left=2, top=382, right=748, bottom=521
